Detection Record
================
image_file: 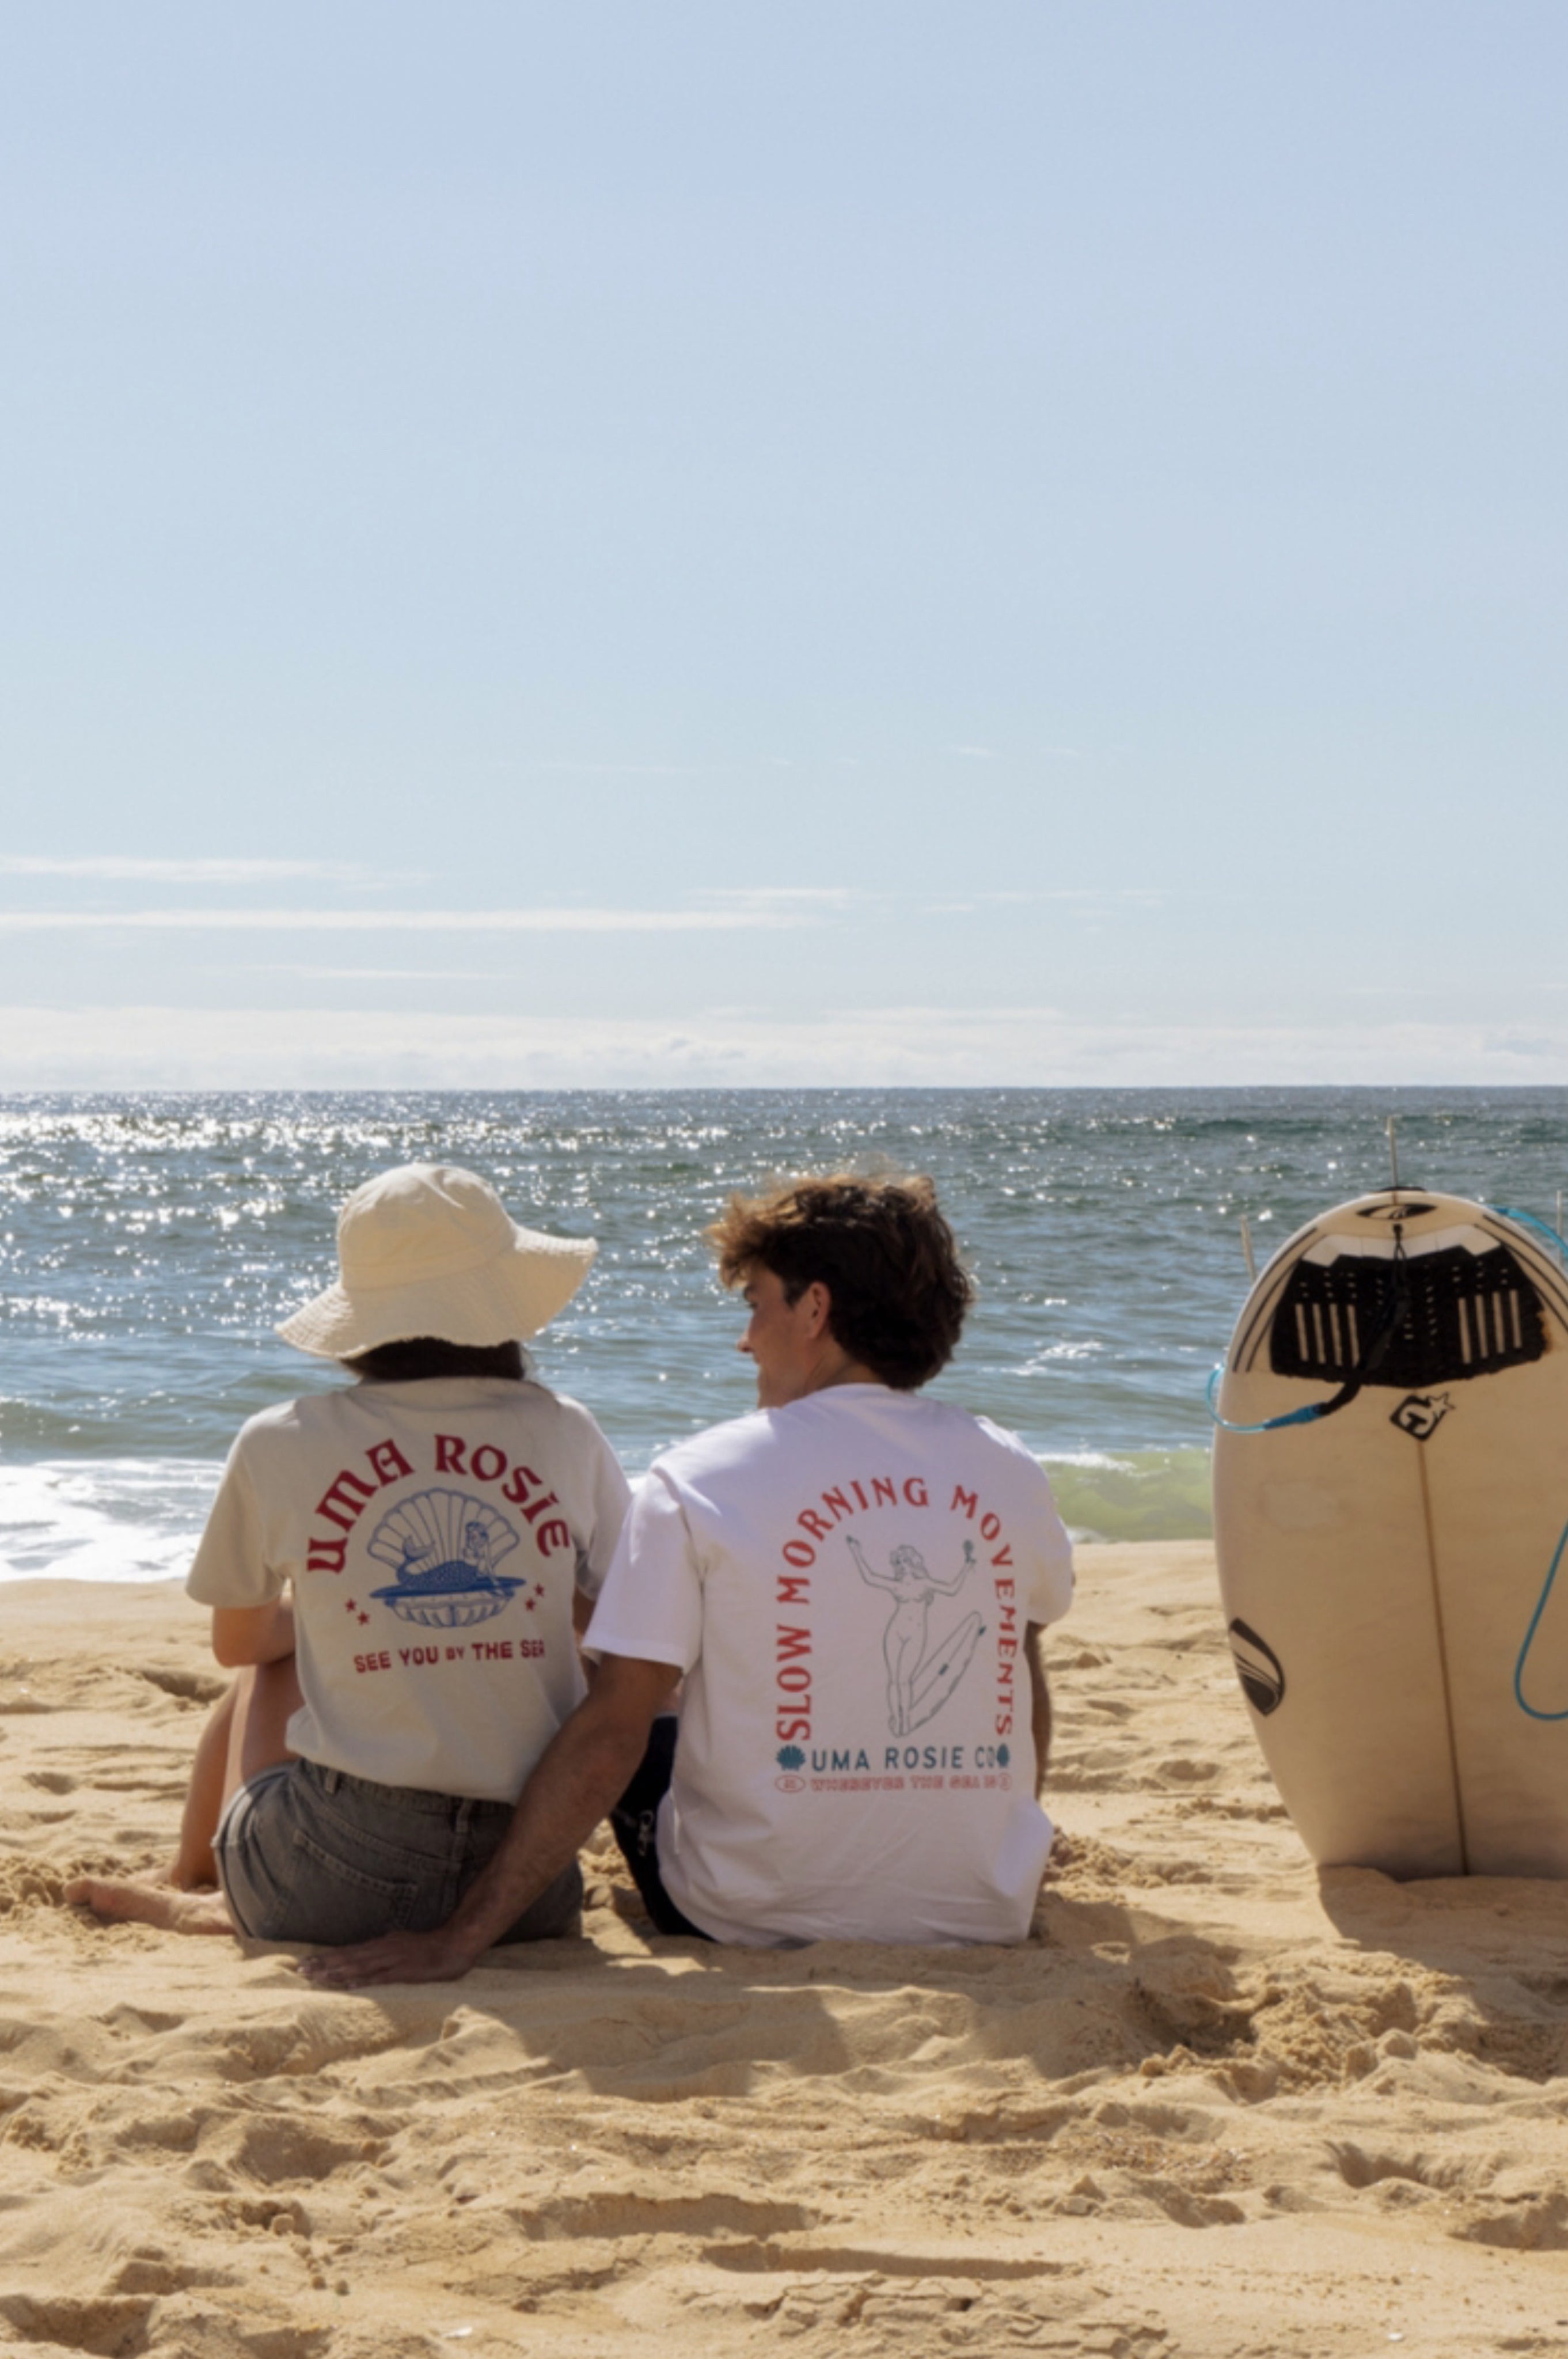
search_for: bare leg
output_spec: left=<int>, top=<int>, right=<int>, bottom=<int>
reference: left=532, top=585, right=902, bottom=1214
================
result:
left=226, top=1655, right=303, bottom=1817
left=170, top=1679, right=242, bottom=1888
left=62, top=1880, right=236, bottom=1935
left=67, top=1657, right=302, bottom=1934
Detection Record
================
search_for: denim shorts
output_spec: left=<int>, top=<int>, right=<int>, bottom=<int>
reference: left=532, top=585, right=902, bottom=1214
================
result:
left=214, top=1757, right=583, bottom=1949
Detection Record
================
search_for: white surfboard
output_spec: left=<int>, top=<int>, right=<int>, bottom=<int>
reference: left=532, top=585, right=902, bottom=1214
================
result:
left=1212, top=1188, right=1568, bottom=1878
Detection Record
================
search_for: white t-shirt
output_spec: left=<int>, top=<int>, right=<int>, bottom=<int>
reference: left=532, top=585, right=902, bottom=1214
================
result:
left=188, top=1376, right=630, bottom=1802
left=584, top=1385, right=1074, bottom=1945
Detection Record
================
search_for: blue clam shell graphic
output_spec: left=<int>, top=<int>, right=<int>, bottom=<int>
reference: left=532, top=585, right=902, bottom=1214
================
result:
left=367, top=1487, right=525, bottom=1630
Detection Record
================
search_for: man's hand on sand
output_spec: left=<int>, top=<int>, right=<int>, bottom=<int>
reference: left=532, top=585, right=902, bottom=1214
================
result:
left=297, top=1929, right=483, bottom=1989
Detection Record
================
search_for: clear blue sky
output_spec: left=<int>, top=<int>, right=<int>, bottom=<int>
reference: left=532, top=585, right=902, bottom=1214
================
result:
left=3, top=3, right=1564, bottom=1086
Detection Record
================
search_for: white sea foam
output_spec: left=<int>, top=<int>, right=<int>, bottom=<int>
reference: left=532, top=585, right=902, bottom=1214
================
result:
left=0, top=1459, right=220, bottom=1584
left=1016, top=1340, right=1106, bottom=1371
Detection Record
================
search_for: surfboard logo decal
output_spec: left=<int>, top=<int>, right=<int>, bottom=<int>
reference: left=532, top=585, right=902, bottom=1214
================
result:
left=1391, top=1391, right=1453, bottom=1441
left=1228, top=1619, right=1285, bottom=1716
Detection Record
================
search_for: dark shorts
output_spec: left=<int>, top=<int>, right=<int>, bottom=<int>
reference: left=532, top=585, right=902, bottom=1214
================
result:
left=609, top=1715, right=712, bottom=1940
left=214, top=1756, right=583, bottom=1948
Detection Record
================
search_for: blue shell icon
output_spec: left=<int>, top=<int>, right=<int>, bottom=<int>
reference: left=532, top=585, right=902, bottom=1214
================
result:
left=366, top=1488, right=526, bottom=1629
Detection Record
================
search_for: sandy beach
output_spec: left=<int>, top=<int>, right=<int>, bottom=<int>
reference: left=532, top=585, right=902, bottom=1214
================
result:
left=2, top=1542, right=1566, bottom=2357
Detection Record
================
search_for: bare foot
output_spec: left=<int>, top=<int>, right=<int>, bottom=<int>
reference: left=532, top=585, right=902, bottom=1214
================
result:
left=64, top=1875, right=234, bottom=1936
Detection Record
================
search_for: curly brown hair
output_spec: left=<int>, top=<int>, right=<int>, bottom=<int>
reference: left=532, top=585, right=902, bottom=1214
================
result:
left=705, top=1172, right=973, bottom=1390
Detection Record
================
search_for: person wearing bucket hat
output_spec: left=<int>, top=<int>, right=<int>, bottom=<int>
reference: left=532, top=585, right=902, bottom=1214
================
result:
left=69, top=1165, right=630, bottom=1949
left=274, top=1163, right=600, bottom=1360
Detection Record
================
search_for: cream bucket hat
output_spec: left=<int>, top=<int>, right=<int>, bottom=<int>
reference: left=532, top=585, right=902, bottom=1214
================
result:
left=275, top=1163, right=598, bottom=1359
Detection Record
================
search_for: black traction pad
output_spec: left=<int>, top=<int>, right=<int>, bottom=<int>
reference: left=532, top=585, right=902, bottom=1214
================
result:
left=1269, top=1242, right=1544, bottom=1390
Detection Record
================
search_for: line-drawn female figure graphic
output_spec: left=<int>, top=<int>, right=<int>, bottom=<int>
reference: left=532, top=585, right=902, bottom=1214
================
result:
left=846, top=1535, right=985, bottom=1736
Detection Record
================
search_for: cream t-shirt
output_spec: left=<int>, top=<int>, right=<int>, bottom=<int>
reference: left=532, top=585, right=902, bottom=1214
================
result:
left=584, top=1385, right=1074, bottom=1944
left=189, top=1376, right=630, bottom=1802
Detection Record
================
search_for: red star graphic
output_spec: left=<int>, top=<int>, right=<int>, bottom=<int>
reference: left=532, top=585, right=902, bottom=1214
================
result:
left=344, top=1599, right=357, bottom=1613
left=358, top=1613, right=370, bottom=1626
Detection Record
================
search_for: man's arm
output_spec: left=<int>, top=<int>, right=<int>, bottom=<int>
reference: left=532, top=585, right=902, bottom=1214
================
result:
left=298, top=1652, right=681, bottom=1988
left=211, top=1599, right=295, bottom=1668
left=1027, top=1623, right=1051, bottom=1795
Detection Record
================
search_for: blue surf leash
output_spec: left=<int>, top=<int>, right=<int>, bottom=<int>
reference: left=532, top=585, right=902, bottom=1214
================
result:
left=1489, top=1203, right=1568, bottom=1261
left=1203, top=1366, right=1325, bottom=1432
left=1489, top=1205, right=1568, bottom=1716
left=1515, top=1520, right=1568, bottom=1721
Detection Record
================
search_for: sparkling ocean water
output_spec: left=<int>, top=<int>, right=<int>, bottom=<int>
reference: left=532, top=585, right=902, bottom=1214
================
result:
left=2, top=1089, right=1566, bottom=1583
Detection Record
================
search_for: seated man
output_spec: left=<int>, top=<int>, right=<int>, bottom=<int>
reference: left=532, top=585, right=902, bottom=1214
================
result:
left=303, top=1171, right=1073, bottom=1984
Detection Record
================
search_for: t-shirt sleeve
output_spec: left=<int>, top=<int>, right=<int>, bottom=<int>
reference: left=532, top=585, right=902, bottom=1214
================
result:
left=1022, top=1464, right=1075, bottom=1629
left=572, top=1418, right=635, bottom=1602
left=185, top=1438, right=282, bottom=1609
left=580, top=1469, right=703, bottom=1673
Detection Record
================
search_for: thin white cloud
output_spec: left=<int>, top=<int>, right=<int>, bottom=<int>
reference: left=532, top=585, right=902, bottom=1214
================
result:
left=238, top=966, right=497, bottom=981
left=0, top=886, right=1179, bottom=942
left=0, top=856, right=391, bottom=884
left=974, top=889, right=1166, bottom=906
left=947, top=744, right=998, bottom=760
left=1, top=1004, right=1563, bottom=1089
left=0, top=906, right=810, bottom=934
left=693, top=886, right=864, bottom=909
left=510, top=761, right=720, bottom=779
